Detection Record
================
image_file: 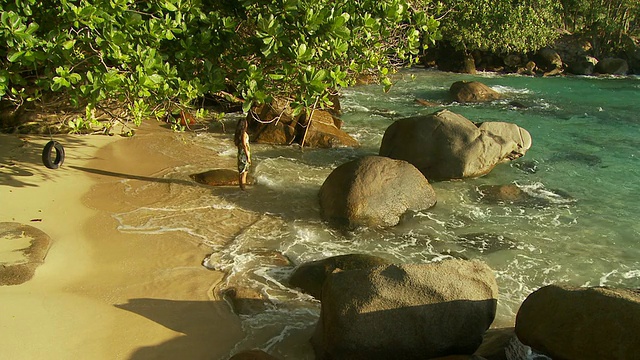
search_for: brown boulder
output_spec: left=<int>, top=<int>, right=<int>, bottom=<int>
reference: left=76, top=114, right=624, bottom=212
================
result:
left=249, top=99, right=358, bottom=148
left=449, top=81, right=501, bottom=103
left=594, top=57, right=629, bottom=75
left=534, top=48, right=563, bottom=72
left=379, top=110, right=532, bottom=181
left=319, top=156, right=437, bottom=228
left=515, top=284, right=640, bottom=360
left=311, top=260, right=499, bottom=360
left=567, top=56, right=597, bottom=75
left=288, top=254, right=391, bottom=300
left=1, top=222, right=52, bottom=285
left=190, top=169, right=254, bottom=186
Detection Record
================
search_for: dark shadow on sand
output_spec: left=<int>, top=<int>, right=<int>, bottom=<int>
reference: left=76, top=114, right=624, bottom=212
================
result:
left=69, top=165, right=197, bottom=187
left=115, top=298, right=245, bottom=360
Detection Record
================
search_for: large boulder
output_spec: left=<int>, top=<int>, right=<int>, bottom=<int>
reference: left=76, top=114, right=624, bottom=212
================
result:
left=311, top=260, right=499, bottom=360
left=567, top=55, right=598, bottom=75
left=515, top=284, right=640, bottom=360
left=249, top=98, right=358, bottom=148
left=379, top=109, right=532, bottom=181
left=594, top=57, right=630, bottom=75
left=534, top=47, right=563, bottom=73
left=288, top=254, right=391, bottom=300
left=318, top=156, right=437, bottom=228
left=449, top=81, right=501, bottom=103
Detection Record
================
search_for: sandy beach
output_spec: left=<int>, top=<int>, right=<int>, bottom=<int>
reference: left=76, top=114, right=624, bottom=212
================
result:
left=0, top=123, right=244, bottom=360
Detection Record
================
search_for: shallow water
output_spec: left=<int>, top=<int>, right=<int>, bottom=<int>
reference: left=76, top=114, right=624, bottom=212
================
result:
left=113, top=70, right=640, bottom=359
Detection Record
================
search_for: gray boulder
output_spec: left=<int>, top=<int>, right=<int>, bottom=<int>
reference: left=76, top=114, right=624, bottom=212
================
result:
left=289, top=254, right=391, bottom=300
left=515, top=284, right=640, bottom=360
left=319, top=156, right=436, bottom=228
left=594, top=57, right=629, bottom=75
left=449, top=81, right=501, bottom=103
left=379, top=110, right=532, bottom=181
left=311, top=260, right=499, bottom=360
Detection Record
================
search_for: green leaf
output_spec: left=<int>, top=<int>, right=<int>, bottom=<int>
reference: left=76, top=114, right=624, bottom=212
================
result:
left=7, top=51, right=25, bottom=63
left=62, top=40, right=76, bottom=50
left=242, top=100, right=253, bottom=113
left=163, top=2, right=178, bottom=12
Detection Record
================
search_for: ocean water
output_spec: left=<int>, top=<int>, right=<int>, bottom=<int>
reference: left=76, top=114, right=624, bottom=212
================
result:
left=113, top=70, right=640, bottom=358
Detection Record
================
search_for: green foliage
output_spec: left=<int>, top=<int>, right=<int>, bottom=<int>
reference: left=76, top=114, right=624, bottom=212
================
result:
left=560, top=0, right=640, bottom=55
left=0, top=0, right=440, bottom=131
left=437, top=0, right=562, bottom=54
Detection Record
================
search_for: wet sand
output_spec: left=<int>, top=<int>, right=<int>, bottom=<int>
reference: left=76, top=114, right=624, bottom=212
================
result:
left=0, top=123, right=244, bottom=359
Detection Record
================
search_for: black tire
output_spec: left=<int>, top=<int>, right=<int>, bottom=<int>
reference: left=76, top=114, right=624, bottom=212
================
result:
left=42, top=140, right=65, bottom=169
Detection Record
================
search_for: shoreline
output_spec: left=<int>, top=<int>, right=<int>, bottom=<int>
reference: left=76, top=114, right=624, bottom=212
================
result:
left=0, top=123, right=243, bottom=359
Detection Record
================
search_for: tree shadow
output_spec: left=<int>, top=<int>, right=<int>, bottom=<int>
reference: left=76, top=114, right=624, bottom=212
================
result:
left=115, top=298, right=247, bottom=360
left=69, top=165, right=197, bottom=187
left=0, top=134, right=97, bottom=188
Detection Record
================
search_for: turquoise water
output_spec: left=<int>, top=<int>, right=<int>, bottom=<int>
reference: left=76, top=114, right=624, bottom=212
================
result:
left=113, top=70, right=640, bottom=358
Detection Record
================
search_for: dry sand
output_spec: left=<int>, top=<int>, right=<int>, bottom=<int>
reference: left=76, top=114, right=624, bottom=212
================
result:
left=0, top=123, right=244, bottom=359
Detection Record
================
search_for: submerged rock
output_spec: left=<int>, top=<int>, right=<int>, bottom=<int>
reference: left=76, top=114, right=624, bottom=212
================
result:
left=319, top=156, right=437, bottom=229
left=510, top=160, right=539, bottom=174
left=190, top=169, right=254, bottom=186
left=379, top=109, right=532, bottom=181
left=457, top=233, right=517, bottom=254
left=0, top=222, right=52, bottom=285
left=551, top=151, right=602, bottom=167
left=475, top=184, right=575, bottom=207
left=449, top=81, right=502, bottom=103
left=311, top=260, right=498, bottom=360
left=515, top=284, right=640, bottom=359
left=217, top=248, right=293, bottom=315
left=288, top=254, right=391, bottom=300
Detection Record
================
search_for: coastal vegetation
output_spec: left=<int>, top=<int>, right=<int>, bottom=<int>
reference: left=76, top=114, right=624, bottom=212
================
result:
left=0, top=0, right=638, bottom=133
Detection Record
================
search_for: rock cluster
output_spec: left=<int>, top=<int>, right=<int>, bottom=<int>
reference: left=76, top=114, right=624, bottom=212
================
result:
left=228, top=256, right=640, bottom=360
left=248, top=98, right=358, bottom=148
left=424, top=34, right=639, bottom=75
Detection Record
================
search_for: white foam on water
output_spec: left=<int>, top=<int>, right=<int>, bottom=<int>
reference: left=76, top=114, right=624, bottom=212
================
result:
left=622, top=270, right=640, bottom=279
left=491, top=85, right=532, bottom=95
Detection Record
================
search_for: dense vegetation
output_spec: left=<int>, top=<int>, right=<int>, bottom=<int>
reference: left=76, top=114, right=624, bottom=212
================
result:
left=0, top=0, right=637, bottom=133
left=438, top=0, right=639, bottom=55
left=0, top=0, right=439, bottom=132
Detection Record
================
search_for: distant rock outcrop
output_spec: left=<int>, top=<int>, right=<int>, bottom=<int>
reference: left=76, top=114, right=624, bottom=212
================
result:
left=319, top=156, right=437, bottom=228
left=534, top=47, right=564, bottom=74
left=594, top=57, right=630, bottom=75
left=515, top=284, right=640, bottom=360
left=311, top=260, right=499, bottom=360
left=379, top=109, right=532, bottom=181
